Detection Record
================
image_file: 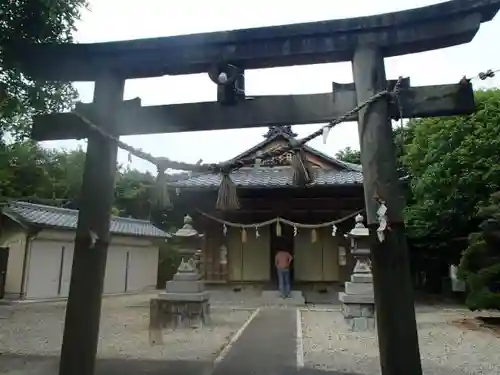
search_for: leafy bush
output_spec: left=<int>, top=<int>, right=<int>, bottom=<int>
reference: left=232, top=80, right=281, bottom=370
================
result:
left=156, top=236, right=184, bottom=288
left=458, top=192, right=500, bottom=310
left=404, top=90, right=500, bottom=261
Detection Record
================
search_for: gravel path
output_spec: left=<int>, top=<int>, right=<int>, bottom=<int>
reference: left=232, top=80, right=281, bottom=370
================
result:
left=0, top=294, right=253, bottom=362
left=301, top=308, right=500, bottom=375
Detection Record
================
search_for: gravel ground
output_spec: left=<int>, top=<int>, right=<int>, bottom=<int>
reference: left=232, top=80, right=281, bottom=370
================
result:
left=301, top=308, right=500, bottom=375
left=0, top=293, right=253, bottom=362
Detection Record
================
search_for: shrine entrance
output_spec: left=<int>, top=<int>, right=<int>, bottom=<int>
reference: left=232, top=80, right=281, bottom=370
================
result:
left=8, top=1, right=500, bottom=375
left=270, top=222, right=295, bottom=285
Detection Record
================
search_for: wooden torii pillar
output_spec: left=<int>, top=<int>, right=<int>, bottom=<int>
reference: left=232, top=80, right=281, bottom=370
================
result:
left=353, top=47, right=420, bottom=375
left=57, top=76, right=125, bottom=375
left=7, top=1, right=500, bottom=375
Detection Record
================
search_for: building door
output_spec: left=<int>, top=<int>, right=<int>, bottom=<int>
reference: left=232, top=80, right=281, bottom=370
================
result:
left=59, top=245, right=74, bottom=297
left=0, top=247, right=9, bottom=299
left=26, top=241, right=62, bottom=299
left=126, top=247, right=142, bottom=293
left=104, top=245, right=127, bottom=294
left=126, top=247, right=158, bottom=292
left=270, top=222, right=294, bottom=284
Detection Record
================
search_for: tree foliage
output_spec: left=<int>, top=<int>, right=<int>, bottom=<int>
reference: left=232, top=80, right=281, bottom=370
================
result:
left=403, top=89, right=500, bottom=262
left=458, top=192, right=500, bottom=310
left=335, top=146, right=361, bottom=164
left=1, top=0, right=88, bottom=138
left=0, top=140, right=157, bottom=221
left=0, top=140, right=83, bottom=200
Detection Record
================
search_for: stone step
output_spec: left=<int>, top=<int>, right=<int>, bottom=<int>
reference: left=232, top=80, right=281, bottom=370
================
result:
left=165, top=279, right=205, bottom=293
left=351, top=274, right=373, bottom=283
left=345, top=281, right=374, bottom=295
left=338, top=292, right=374, bottom=304
left=157, top=291, right=209, bottom=301
left=260, top=290, right=305, bottom=306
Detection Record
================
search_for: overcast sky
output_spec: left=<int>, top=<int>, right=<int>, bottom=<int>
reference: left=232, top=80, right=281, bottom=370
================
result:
left=41, top=0, right=500, bottom=174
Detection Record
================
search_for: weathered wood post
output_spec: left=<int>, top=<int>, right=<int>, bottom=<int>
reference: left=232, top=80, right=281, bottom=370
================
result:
left=59, top=76, right=124, bottom=375
left=352, top=46, right=422, bottom=375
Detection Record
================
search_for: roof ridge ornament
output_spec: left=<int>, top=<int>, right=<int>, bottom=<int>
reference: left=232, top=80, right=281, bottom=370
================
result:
left=263, top=125, right=298, bottom=139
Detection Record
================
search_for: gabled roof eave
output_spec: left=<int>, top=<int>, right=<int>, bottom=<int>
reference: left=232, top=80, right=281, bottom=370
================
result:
left=222, top=131, right=361, bottom=172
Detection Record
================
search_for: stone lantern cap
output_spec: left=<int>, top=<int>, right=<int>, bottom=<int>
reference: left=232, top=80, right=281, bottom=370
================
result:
left=174, top=214, right=200, bottom=237
left=347, top=213, right=369, bottom=238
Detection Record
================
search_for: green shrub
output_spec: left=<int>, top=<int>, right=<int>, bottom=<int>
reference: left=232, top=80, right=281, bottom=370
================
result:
left=156, top=242, right=183, bottom=288
left=458, top=192, right=500, bottom=310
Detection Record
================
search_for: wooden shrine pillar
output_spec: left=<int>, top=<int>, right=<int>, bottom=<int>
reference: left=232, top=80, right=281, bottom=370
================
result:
left=352, top=46, right=422, bottom=375
left=59, top=76, right=125, bottom=375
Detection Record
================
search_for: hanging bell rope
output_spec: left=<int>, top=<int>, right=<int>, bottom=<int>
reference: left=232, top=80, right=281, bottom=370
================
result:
left=154, top=163, right=172, bottom=210
left=216, top=169, right=240, bottom=211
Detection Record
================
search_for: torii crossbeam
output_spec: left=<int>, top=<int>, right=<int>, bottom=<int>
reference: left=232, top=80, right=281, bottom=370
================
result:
left=7, top=1, right=500, bottom=375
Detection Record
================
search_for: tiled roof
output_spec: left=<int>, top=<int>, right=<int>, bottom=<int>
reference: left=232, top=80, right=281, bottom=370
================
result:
left=3, top=201, right=168, bottom=238
left=168, top=167, right=363, bottom=189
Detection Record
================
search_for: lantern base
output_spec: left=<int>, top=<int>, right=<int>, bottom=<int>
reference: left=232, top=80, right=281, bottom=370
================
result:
left=339, top=272, right=375, bottom=332
left=345, top=314, right=376, bottom=331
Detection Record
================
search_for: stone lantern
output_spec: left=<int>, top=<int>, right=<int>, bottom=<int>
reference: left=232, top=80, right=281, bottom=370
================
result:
left=338, top=213, right=376, bottom=331
left=149, top=215, right=209, bottom=343
left=172, top=214, right=204, bottom=262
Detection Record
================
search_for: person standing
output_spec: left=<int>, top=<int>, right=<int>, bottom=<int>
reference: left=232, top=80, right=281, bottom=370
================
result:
left=275, top=249, right=293, bottom=298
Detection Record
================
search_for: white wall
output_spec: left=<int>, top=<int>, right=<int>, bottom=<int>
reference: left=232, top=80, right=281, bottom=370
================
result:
left=0, top=229, right=27, bottom=298
left=23, top=229, right=159, bottom=300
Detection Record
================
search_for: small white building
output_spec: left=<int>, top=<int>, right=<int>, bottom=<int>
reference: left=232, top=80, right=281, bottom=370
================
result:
left=0, top=201, right=167, bottom=301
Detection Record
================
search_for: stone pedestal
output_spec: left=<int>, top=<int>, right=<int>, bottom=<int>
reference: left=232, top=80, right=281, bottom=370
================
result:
left=149, top=258, right=210, bottom=344
left=339, top=272, right=375, bottom=331
left=338, top=214, right=376, bottom=332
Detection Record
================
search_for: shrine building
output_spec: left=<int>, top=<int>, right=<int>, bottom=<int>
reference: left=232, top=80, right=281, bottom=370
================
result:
left=167, top=126, right=365, bottom=286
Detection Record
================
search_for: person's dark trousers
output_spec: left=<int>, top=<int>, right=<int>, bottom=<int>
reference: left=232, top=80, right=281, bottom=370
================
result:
left=277, top=268, right=291, bottom=297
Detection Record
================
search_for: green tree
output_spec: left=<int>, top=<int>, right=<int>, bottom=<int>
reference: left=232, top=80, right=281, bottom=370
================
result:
left=0, top=139, right=163, bottom=219
left=403, top=89, right=500, bottom=262
left=0, top=141, right=86, bottom=204
left=458, top=192, right=500, bottom=310
left=335, top=146, right=361, bottom=164
left=1, top=0, right=88, bottom=138
left=115, top=168, right=156, bottom=219
left=334, top=124, right=414, bottom=166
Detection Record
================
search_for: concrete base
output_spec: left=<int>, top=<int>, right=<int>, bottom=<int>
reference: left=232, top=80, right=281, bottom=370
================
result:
left=351, top=274, right=373, bottom=283
left=345, top=316, right=376, bottom=331
left=341, top=301, right=375, bottom=318
left=149, top=297, right=210, bottom=344
left=165, top=279, right=205, bottom=293
left=260, top=290, right=306, bottom=306
left=339, top=291, right=376, bottom=332
left=158, top=291, right=209, bottom=301
left=338, top=292, right=374, bottom=304
left=345, top=281, right=374, bottom=295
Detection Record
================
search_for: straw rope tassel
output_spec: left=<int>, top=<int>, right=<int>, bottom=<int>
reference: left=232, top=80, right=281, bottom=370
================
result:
left=241, top=228, right=247, bottom=243
left=291, top=149, right=314, bottom=186
left=216, top=171, right=240, bottom=211
left=311, top=228, right=317, bottom=243
left=154, top=166, right=172, bottom=209
left=276, top=221, right=282, bottom=236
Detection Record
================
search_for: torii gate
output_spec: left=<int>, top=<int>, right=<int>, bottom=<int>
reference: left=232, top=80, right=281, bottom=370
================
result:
left=6, top=1, right=500, bottom=375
